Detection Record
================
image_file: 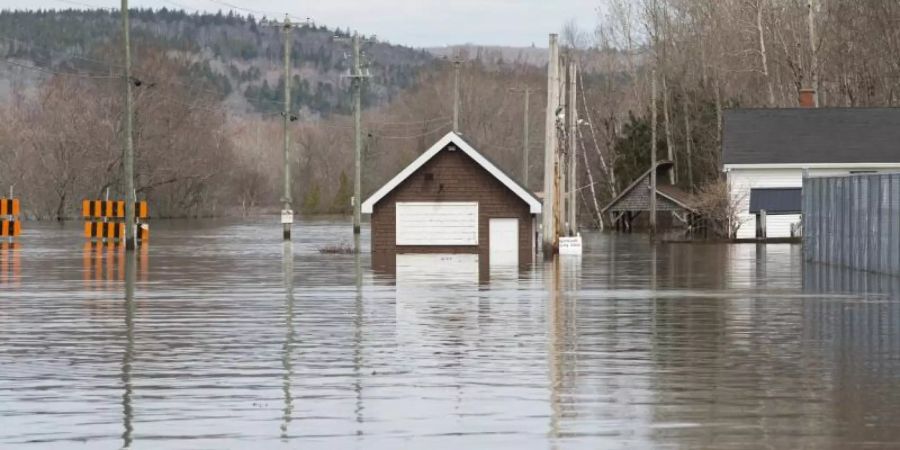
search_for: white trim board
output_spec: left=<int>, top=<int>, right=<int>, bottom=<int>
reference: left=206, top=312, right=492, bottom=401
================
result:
left=361, top=132, right=542, bottom=214
left=724, top=162, right=900, bottom=171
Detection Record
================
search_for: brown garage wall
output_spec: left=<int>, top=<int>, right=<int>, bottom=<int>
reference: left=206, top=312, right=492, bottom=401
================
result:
left=370, top=147, right=535, bottom=266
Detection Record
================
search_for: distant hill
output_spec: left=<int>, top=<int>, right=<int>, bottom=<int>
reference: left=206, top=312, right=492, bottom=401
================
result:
left=0, top=9, right=435, bottom=117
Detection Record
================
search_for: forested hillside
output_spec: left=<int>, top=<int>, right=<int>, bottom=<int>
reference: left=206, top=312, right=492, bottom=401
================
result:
left=0, top=9, right=432, bottom=116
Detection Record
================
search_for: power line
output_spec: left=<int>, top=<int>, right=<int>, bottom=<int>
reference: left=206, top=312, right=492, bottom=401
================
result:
left=0, top=57, right=118, bottom=79
left=367, top=122, right=452, bottom=140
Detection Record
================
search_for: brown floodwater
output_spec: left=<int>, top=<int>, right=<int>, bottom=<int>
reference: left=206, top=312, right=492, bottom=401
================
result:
left=1, top=219, right=899, bottom=449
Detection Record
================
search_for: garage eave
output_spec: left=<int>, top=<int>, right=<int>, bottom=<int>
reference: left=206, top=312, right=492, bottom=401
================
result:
left=361, top=132, right=542, bottom=215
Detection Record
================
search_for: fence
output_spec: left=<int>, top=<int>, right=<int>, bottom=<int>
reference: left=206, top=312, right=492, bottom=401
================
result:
left=803, top=173, right=900, bottom=275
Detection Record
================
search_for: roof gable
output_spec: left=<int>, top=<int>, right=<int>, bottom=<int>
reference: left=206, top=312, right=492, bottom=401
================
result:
left=361, top=132, right=542, bottom=214
left=723, top=108, right=900, bottom=165
left=601, top=161, right=696, bottom=214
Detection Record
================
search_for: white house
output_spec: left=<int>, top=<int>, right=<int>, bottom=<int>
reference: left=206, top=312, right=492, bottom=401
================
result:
left=723, top=107, right=900, bottom=239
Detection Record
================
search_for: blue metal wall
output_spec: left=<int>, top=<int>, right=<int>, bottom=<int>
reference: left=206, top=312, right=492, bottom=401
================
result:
left=803, top=173, right=900, bottom=275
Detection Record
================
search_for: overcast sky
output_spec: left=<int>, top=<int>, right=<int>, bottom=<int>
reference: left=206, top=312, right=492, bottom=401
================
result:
left=2, top=0, right=598, bottom=47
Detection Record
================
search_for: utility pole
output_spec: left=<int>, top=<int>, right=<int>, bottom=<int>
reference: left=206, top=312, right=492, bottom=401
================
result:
left=351, top=32, right=363, bottom=235
left=566, top=61, right=578, bottom=236
left=522, top=88, right=530, bottom=188
left=650, top=69, right=658, bottom=239
left=121, top=0, right=136, bottom=251
left=542, top=34, right=560, bottom=256
left=281, top=15, right=294, bottom=241
left=807, top=0, right=820, bottom=107
left=452, top=58, right=461, bottom=133
left=509, top=87, right=536, bottom=189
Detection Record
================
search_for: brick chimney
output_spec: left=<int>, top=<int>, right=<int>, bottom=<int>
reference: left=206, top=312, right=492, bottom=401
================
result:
left=799, top=88, right=816, bottom=108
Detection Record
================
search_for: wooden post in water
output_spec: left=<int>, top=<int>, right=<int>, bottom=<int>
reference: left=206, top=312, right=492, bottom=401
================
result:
left=120, top=0, right=136, bottom=250
left=566, top=61, right=578, bottom=236
left=542, top=34, right=560, bottom=256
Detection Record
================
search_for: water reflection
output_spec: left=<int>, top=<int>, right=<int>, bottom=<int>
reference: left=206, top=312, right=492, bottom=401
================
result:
left=121, top=251, right=136, bottom=448
left=281, top=241, right=295, bottom=440
left=802, top=262, right=900, bottom=444
left=353, top=233, right=364, bottom=433
left=3, top=222, right=900, bottom=448
left=0, top=241, right=20, bottom=285
left=83, top=242, right=149, bottom=285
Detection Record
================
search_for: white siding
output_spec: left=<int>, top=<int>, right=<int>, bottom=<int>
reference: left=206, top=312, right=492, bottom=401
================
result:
left=727, top=165, right=900, bottom=239
left=396, top=202, right=478, bottom=246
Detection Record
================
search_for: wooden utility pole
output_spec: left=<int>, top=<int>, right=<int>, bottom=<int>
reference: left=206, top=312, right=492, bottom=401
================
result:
left=542, top=34, right=560, bottom=256
left=452, top=58, right=461, bottom=133
left=807, top=0, right=820, bottom=107
left=522, top=88, right=530, bottom=188
left=121, top=0, right=136, bottom=251
left=650, top=70, right=658, bottom=238
left=352, top=33, right=363, bottom=235
left=509, top=87, right=536, bottom=188
left=281, top=15, right=294, bottom=240
left=566, top=61, right=578, bottom=236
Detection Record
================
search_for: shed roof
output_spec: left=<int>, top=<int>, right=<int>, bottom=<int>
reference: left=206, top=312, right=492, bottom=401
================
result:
left=723, top=108, right=900, bottom=165
left=601, top=161, right=696, bottom=214
left=361, top=132, right=542, bottom=214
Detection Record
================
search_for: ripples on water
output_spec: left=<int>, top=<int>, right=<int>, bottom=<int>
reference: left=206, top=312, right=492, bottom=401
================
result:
left=1, top=219, right=899, bottom=449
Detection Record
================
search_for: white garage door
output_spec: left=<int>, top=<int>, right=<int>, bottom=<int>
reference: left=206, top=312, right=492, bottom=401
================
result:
left=396, top=202, right=478, bottom=246
left=489, top=218, right=519, bottom=266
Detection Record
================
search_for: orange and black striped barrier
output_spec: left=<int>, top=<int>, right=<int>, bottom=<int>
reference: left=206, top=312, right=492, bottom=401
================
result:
left=1, top=198, right=21, bottom=239
left=81, top=200, right=148, bottom=220
left=82, top=199, right=149, bottom=244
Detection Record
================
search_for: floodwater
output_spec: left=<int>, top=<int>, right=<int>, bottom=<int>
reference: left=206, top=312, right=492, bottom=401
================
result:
left=1, top=219, right=899, bottom=449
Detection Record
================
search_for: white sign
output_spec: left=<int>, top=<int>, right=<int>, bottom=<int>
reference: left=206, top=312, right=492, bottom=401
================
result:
left=559, top=235, right=583, bottom=256
left=281, top=210, right=294, bottom=224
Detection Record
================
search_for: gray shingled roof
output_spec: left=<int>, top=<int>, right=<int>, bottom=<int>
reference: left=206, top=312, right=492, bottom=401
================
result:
left=723, top=108, right=900, bottom=165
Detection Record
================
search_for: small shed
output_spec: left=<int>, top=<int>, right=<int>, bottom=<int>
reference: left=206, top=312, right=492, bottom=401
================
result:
left=601, top=161, right=697, bottom=231
left=362, top=132, right=542, bottom=267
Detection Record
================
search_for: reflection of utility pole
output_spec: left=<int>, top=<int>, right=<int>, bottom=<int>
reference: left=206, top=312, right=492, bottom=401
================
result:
left=650, top=69, right=658, bottom=239
left=281, top=241, right=295, bottom=439
left=121, top=251, right=135, bottom=448
left=120, top=0, right=136, bottom=251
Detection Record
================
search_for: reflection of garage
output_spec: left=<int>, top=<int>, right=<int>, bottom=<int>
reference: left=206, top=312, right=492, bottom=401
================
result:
left=362, top=132, right=542, bottom=267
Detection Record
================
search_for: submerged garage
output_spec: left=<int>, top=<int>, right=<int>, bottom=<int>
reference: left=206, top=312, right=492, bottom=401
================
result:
left=361, top=132, right=542, bottom=269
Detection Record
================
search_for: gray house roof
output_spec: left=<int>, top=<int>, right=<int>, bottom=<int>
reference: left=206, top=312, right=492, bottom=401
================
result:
left=723, top=108, right=900, bottom=165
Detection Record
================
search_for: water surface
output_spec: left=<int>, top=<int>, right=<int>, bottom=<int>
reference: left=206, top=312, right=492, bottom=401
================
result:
left=1, top=219, right=899, bottom=449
